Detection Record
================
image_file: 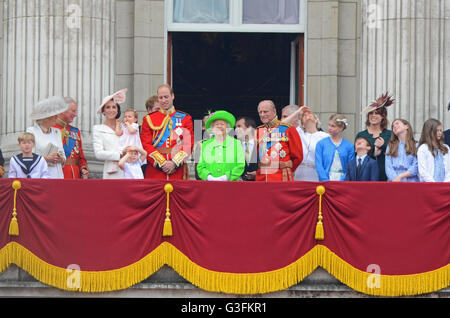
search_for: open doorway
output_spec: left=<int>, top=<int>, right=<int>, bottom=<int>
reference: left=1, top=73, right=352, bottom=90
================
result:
left=169, top=32, right=303, bottom=124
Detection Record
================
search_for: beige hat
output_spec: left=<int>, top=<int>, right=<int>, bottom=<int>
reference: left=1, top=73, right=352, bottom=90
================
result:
left=361, top=92, right=395, bottom=115
left=97, top=88, right=128, bottom=114
left=30, top=96, right=70, bottom=121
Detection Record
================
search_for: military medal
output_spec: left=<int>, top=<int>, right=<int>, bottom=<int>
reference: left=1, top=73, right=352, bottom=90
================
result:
left=174, top=118, right=183, bottom=136
left=274, top=142, right=282, bottom=151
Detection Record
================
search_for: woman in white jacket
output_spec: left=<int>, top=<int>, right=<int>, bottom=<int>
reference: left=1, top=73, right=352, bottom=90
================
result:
left=417, top=118, right=450, bottom=182
left=26, top=96, right=69, bottom=179
left=93, top=89, right=128, bottom=179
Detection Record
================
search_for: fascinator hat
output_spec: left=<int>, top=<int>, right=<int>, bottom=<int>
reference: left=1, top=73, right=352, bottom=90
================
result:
left=30, top=96, right=70, bottom=121
left=361, top=92, right=395, bottom=115
left=205, top=110, right=236, bottom=130
left=97, top=88, right=128, bottom=114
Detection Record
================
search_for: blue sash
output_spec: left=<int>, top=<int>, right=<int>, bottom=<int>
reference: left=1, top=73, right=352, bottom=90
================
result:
left=63, top=127, right=78, bottom=158
left=154, top=112, right=187, bottom=148
left=258, top=125, right=289, bottom=159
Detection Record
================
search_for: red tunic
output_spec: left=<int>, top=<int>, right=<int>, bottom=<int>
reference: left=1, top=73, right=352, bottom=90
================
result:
left=140, top=107, right=194, bottom=180
left=53, top=119, right=89, bottom=179
left=255, top=118, right=303, bottom=181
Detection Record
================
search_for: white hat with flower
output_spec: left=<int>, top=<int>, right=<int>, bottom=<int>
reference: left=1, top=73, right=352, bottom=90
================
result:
left=97, top=88, right=128, bottom=114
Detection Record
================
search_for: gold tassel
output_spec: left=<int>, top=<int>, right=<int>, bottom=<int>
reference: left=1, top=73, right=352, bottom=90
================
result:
left=315, top=221, right=324, bottom=241
left=9, top=181, right=22, bottom=236
left=315, top=185, right=325, bottom=240
left=163, top=183, right=174, bottom=237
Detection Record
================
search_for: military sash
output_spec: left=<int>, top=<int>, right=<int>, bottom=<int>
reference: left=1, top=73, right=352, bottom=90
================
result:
left=152, top=112, right=187, bottom=148
left=63, top=126, right=78, bottom=159
left=258, top=125, right=289, bottom=159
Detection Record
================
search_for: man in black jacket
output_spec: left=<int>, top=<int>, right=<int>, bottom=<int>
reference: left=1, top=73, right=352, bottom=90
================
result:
left=235, top=117, right=258, bottom=181
left=0, top=148, right=5, bottom=177
left=445, top=101, right=450, bottom=147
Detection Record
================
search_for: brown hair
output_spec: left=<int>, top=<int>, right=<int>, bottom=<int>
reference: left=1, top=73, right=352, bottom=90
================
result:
left=419, top=118, right=448, bottom=157
left=365, top=107, right=389, bottom=130
left=386, top=119, right=417, bottom=157
left=145, top=95, right=159, bottom=112
left=18, top=132, right=35, bottom=143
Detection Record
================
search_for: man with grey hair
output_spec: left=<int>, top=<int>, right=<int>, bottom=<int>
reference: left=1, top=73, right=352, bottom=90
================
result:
left=256, top=100, right=303, bottom=181
left=53, top=97, right=89, bottom=179
left=281, top=104, right=300, bottom=128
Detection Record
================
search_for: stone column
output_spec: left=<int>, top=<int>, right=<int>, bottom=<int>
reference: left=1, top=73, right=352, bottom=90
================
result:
left=361, top=0, right=450, bottom=134
left=0, top=0, right=115, bottom=172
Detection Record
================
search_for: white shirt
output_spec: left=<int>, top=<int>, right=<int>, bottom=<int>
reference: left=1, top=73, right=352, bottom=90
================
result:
left=123, top=158, right=144, bottom=179
left=8, top=154, right=50, bottom=179
left=294, top=127, right=329, bottom=181
left=26, top=124, right=65, bottom=179
left=417, top=144, right=450, bottom=182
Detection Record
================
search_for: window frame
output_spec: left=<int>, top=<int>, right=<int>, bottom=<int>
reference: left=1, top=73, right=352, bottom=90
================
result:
left=165, top=0, right=307, bottom=33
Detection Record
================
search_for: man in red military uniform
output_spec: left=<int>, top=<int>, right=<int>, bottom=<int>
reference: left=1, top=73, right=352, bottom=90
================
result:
left=256, top=100, right=303, bottom=181
left=140, top=84, right=194, bottom=180
left=53, top=97, right=89, bottom=179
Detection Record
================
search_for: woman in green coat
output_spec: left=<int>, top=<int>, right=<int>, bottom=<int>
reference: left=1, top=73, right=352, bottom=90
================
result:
left=196, top=110, right=245, bottom=181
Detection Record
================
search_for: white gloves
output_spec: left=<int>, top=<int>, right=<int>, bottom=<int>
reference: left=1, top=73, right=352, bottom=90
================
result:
left=207, top=175, right=228, bottom=181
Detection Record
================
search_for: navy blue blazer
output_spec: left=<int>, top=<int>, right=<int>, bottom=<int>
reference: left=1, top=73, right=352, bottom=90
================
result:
left=345, top=156, right=379, bottom=181
left=444, top=129, right=450, bottom=147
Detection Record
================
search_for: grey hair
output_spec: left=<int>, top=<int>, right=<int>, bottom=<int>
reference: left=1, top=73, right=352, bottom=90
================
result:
left=282, top=104, right=299, bottom=116
left=63, top=96, right=77, bottom=105
left=258, top=100, right=276, bottom=111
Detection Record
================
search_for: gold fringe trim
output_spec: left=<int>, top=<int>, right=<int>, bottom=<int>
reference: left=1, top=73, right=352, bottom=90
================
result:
left=0, top=242, right=448, bottom=295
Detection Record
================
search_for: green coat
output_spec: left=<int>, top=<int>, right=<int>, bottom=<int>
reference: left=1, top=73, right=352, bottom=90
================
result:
left=196, top=135, right=245, bottom=181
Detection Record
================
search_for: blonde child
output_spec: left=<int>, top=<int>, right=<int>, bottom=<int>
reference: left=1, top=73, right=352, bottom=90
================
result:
left=385, top=119, right=419, bottom=182
left=109, top=109, right=143, bottom=174
left=8, top=132, right=50, bottom=178
left=315, top=114, right=355, bottom=181
left=417, top=119, right=450, bottom=182
left=118, top=146, right=148, bottom=179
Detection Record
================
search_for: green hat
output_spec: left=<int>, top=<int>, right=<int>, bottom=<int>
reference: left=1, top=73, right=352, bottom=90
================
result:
left=205, top=110, right=236, bottom=130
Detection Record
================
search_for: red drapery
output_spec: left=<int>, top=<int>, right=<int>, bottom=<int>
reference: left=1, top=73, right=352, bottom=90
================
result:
left=0, top=179, right=448, bottom=295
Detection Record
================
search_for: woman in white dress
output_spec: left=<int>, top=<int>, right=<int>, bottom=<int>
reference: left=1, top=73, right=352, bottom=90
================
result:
left=26, top=96, right=69, bottom=179
left=92, top=89, right=128, bottom=179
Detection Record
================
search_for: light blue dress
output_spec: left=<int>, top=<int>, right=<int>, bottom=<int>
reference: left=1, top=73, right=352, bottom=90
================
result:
left=385, top=142, right=419, bottom=182
left=433, top=150, right=445, bottom=182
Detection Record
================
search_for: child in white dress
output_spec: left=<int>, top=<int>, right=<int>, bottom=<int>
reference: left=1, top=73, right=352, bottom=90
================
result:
left=109, top=109, right=143, bottom=174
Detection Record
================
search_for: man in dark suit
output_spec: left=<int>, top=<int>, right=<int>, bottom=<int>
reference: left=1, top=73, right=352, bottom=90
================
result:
left=346, top=137, right=379, bottom=181
left=235, top=117, right=258, bottom=181
left=445, top=101, right=450, bottom=147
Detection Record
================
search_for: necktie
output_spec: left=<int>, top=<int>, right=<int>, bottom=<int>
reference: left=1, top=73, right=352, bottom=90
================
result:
left=245, top=142, right=251, bottom=164
left=357, top=158, right=362, bottom=178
